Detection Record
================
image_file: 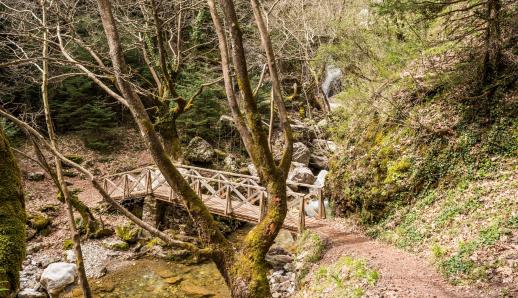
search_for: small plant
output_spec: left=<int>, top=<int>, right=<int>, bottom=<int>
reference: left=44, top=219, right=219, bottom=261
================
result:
left=115, top=224, right=141, bottom=244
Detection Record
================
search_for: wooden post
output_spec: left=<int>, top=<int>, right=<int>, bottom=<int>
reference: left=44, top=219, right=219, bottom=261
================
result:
left=298, top=196, right=305, bottom=233
left=258, top=191, right=265, bottom=222
left=225, top=185, right=232, bottom=215
left=123, top=175, right=129, bottom=198
left=197, top=180, right=202, bottom=197
left=318, top=188, right=326, bottom=219
left=247, top=180, right=251, bottom=200
left=169, top=187, right=173, bottom=202
left=146, top=170, right=152, bottom=194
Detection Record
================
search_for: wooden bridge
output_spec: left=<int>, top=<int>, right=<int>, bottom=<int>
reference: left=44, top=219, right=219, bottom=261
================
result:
left=101, top=164, right=326, bottom=232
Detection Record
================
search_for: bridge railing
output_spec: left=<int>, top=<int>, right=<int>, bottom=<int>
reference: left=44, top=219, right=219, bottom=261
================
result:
left=101, top=164, right=325, bottom=231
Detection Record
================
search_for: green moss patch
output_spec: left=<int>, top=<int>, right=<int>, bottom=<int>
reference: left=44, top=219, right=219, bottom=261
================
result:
left=115, top=224, right=141, bottom=244
left=296, top=256, right=379, bottom=298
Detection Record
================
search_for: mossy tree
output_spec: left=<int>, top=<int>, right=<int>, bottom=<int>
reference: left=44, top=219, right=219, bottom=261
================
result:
left=0, top=128, right=26, bottom=297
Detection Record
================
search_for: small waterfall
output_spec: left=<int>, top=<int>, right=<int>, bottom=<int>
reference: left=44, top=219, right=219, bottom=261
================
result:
left=321, top=65, right=342, bottom=99
left=321, top=65, right=343, bottom=111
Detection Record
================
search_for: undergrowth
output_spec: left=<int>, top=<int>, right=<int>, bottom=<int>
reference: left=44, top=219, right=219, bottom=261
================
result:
left=296, top=256, right=379, bottom=298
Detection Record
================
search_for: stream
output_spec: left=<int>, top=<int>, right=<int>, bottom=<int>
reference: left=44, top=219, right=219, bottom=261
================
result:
left=87, top=259, right=229, bottom=298
left=72, top=227, right=296, bottom=297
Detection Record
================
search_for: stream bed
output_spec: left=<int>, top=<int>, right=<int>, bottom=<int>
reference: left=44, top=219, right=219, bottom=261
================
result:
left=84, top=259, right=230, bottom=298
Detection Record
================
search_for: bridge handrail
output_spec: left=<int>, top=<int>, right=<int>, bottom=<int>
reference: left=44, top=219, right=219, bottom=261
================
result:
left=102, top=164, right=323, bottom=190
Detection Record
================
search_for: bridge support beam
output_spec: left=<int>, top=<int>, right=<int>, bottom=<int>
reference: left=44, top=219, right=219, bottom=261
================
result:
left=142, top=195, right=158, bottom=228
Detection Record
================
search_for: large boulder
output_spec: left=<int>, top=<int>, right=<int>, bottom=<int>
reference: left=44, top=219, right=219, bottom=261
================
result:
left=309, top=154, right=329, bottom=170
left=292, top=142, right=311, bottom=165
left=290, top=119, right=317, bottom=141
left=184, top=137, right=216, bottom=163
left=288, top=163, right=315, bottom=185
left=40, top=262, right=77, bottom=296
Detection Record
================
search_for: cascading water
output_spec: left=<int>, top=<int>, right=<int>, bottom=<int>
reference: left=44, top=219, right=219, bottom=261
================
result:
left=321, top=65, right=343, bottom=111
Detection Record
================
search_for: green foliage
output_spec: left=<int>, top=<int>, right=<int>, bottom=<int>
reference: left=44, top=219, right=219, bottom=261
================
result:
left=298, top=256, right=379, bottom=298
left=63, top=239, right=74, bottom=250
left=51, top=76, right=117, bottom=151
left=27, top=213, right=51, bottom=231
left=175, top=63, right=226, bottom=142
left=0, top=119, right=19, bottom=143
left=296, top=231, right=325, bottom=263
left=115, top=224, right=141, bottom=244
left=295, top=231, right=325, bottom=282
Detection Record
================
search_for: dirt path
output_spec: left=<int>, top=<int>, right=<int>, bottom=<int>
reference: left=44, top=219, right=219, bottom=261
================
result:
left=310, top=220, right=493, bottom=298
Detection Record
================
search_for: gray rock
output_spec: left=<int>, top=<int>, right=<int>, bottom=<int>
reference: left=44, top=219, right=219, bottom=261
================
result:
left=247, top=164, right=258, bottom=177
left=27, top=172, right=45, bottom=181
left=266, top=254, right=293, bottom=267
left=17, top=288, right=46, bottom=298
left=292, top=142, right=311, bottom=165
left=65, top=250, right=75, bottom=263
left=288, top=163, right=315, bottom=185
left=102, top=239, right=129, bottom=251
left=223, top=155, right=239, bottom=172
left=184, top=137, right=216, bottom=163
left=40, top=262, right=77, bottom=296
left=316, top=119, right=328, bottom=129
left=38, top=256, right=61, bottom=269
left=309, top=154, right=329, bottom=170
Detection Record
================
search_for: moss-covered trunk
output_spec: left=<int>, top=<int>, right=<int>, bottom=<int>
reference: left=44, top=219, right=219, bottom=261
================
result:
left=159, top=122, right=183, bottom=162
left=221, top=179, right=288, bottom=297
left=0, top=129, right=26, bottom=297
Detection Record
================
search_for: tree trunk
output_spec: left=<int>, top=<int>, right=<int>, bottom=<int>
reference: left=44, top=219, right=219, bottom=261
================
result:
left=0, top=128, right=26, bottom=297
left=226, top=180, right=288, bottom=297
left=55, top=191, right=100, bottom=237
left=482, top=0, right=502, bottom=85
left=40, top=1, right=92, bottom=295
left=159, top=122, right=183, bottom=162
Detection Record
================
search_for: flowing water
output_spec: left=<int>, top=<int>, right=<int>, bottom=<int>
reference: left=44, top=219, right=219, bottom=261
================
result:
left=88, top=259, right=230, bottom=298
left=79, top=225, right=295, bottom=297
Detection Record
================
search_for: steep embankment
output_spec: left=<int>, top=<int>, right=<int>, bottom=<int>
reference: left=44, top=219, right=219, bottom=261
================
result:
left=325, top=72, right=517, bottom=295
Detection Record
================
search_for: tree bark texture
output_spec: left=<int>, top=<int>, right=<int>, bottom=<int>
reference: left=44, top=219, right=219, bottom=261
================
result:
left=0, top=129, right=26, bottom=298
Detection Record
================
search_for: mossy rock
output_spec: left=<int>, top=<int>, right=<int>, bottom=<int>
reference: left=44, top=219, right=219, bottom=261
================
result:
left=63, top=154, right=84, bottom=167
left=62, top=169, right=79, bottom=178
left=102, top=239, right=129, bottom=251
left=115, top=224, right=141, bottom=244
left=63, top=239, right=74, bottom=250
left=27, top=212, right=51, bottom=231
left=146, top=237, right=167, bottom=249
left=38, top=204, right=60, bottom=214
left=90, top=227, right=114, bottom=239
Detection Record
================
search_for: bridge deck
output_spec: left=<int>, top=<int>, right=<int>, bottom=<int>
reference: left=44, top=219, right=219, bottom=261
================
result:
left=103, top=165, right=326, bottom=232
